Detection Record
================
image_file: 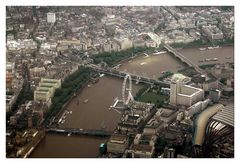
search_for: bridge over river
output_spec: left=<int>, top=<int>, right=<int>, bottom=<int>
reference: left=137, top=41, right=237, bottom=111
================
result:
left=161, top=42, right=204, bottom=75
left=145, top=32, right=204, bottom=75
left=46, top=127, right=112, bottom=137
left=86, top=64, right=170, bottom=88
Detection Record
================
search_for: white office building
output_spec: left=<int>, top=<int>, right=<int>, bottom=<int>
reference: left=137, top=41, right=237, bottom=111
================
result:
left=170, top=74, right=204, bottom=107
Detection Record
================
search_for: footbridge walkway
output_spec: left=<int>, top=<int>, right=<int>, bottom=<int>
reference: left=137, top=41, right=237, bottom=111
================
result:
left=86, top=64, right=170, bottom=87
left=46, top=127, right=112, bottom=137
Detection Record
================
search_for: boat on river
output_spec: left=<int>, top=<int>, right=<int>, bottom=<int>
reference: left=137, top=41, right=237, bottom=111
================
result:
left=199, top=48, right=206, bottom=51
left=153, top=50, right=167, bottom=55
left=99, top=74, right=105, bottom=77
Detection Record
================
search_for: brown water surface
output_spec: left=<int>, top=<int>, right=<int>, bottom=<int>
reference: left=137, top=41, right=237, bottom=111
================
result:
left=31, top=46, right=233, bottom=158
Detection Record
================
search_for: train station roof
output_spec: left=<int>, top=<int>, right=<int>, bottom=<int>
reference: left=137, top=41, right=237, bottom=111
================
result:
left=212, top=103, right=234, bottom=127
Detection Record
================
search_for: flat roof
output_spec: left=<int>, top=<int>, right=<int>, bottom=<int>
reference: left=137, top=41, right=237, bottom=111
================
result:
left=34, top=90, right=49, bottom=94
left=39, top=82, right=57, bottom=87
left=110, top=134, right=127, bottom=142
left=37, top=87, right=52, bottom=91
left=160, top=108, right=177, bottom=117
left=131, top=144, right=153, bottom=152
left=38, top=84, right=52, bottom=88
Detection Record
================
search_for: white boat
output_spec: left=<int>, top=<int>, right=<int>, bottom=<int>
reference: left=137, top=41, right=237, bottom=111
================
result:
left=84, top=99, right=89, bottom=103
left=144, top=53, right=149, bottom=57
left=56, top=129, right=65, bottom=132
left=112, top=99, right=119, bottom=108
left=153, top=50, right=167, bottom=55
left=100, top=121, right=106, bottom=129
left=58, top=118, right=62, bottom=124
left=199, top=48, right=206, bottom=51
left=99, top=74, right=105, bottom=77
left=140, top=62, right=147, bottom=65
left=213, top=58, right=218, bottom=61
left=208, top=47, right=214, bottom=50
left=113, top=97, right=118, bottom=102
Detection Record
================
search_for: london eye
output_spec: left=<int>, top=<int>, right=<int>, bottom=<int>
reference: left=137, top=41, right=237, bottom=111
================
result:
left=122, top=74, right=134, bottom=105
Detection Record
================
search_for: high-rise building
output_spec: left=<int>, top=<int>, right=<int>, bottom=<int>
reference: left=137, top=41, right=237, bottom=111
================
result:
left=170, top=74, right=204, bottom=107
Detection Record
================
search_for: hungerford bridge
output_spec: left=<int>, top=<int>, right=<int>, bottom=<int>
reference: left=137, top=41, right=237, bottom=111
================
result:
left=86, top=64, right=170, bottom=87
left=86, top=41, right=205, bottom=86
left=84, top=40, right=205, bottom=87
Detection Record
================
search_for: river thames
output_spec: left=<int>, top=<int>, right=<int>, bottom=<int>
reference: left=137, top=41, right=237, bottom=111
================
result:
left=30, top=46, right=233, bottom=158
